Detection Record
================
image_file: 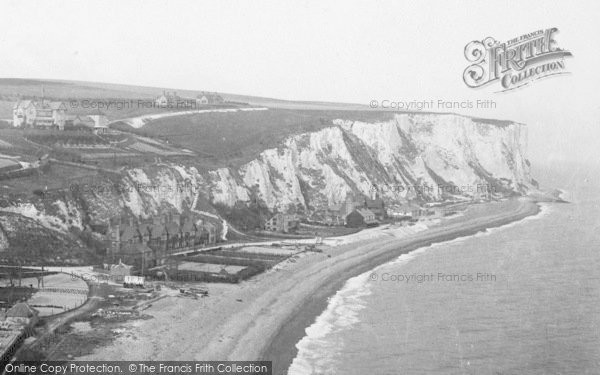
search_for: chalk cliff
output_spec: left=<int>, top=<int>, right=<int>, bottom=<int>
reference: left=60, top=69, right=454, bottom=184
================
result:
left=208, top=113, right=533, bottom=211
left=0, top=113, right=536, bottom=246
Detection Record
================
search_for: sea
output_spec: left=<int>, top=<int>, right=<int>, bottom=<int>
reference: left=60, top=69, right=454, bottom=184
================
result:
left=288, top=163, right=600, bottom=375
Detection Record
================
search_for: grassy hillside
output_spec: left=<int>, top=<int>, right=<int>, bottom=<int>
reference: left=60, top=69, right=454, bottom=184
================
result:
left=113, top=108, right=396, bottom=167
left=0, top=78, right=518, bottom=169
left=0, top=78, right=368, bottom=119
left=0, top=78, right=159, bottom=100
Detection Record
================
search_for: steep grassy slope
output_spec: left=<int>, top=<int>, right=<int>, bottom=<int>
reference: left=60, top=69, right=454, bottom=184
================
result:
left=119, top=109, right=397, bottom=167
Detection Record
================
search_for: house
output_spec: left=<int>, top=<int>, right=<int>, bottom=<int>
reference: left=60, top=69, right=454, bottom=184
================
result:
left=155, top=91, right=190, bottom=108
left=345, top=208, right=378, bottom=228
left=64, top=115, right=78, bottom=128
left=6, top=303, right=37, bottom=319
left=340, top=196, right=358, bottom=218
left=48, top=101, right=67, bottom=128
left=386, top=202, right=417, bottom=220
left=70, top=115, right=108, bottom=134
left=13, top=100, right=67, bottom=130
left=165, top=219, right=181, bottom=249
left=67, top=115, right=95, bottom=132
left=196, top=92, right=224, bottom=106
left=198, top=221, right=216, bottom=244
left=12, top=100, right=35, bottom=127
left=264, top=213, right=299, bottom=233
left=324, top=204, right=344, bottom=226
left=136, top=222, right=152, bottom=244
left=155, top=91, right=178, bottom=107
left=180, top=216, right=197, bottom=247
left=148, top=217, right=169, bottom=249
left=109, top=259, right=132, bottom=282
left=5, top=303, right=39, bottom=327
left=363, top=198, right=386, bottom=219
left=88, top=114, right=109, bottom=134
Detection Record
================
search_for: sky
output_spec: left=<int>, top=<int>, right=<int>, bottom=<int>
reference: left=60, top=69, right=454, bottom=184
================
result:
left=0, top=0, right=598, bottom=166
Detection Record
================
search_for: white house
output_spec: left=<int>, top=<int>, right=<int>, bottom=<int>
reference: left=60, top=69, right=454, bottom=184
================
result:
left=88, top=114, right=109, bottom=134
left=48, top=101, right=67, bottom=129
left=155, top=91, right=182, bottom=107
left=13, top=100, right=67, bottom=130
left=196, top=92, right=224, bottom=106
left=12, top=100, right=36, bottom=127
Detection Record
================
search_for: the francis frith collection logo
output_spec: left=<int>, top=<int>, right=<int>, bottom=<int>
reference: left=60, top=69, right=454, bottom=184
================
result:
left=463, top=28, right=572, bottom=92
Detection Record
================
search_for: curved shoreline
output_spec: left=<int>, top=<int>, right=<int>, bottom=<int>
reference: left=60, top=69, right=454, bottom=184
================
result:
left=260, top=198, right=541, bottom=374
left=78, top=198, right=542, bottom=372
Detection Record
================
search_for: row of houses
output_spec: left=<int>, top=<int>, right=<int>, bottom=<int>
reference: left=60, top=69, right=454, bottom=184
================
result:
left=340, top=203, right=450, bottom=227
left=107, top=211, right=219, bottom=267
left=13, top=99, right=109, bottom=133
left=262, top=196, right=386, bottom=232
left=154, top=91, right=224, bottom=108
left=265, top=196, right=458, bottom=231
left=321, top=193, right=458, bottom=227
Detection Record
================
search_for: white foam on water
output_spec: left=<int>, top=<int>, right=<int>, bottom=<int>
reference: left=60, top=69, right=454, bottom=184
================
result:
left=478, top=202, right=552, bottom=237
left=288, top=247, right=429, bottom=375
left=288, top=202, right=552, bottom=375
left=287, top=272, right=372, bottom=374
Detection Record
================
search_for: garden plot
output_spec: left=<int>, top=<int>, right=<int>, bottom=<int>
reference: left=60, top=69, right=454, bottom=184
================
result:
left=177, top=262, right=246, bottom=274
left=238, top=246, right=304, bottom=256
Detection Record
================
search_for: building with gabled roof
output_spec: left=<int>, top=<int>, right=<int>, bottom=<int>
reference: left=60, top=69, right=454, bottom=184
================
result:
left=13, top=100, right=67, bottom=130
left=87, top=114, right=109, bottom=134
left=6, top=303, right=37, bottom=319
left=196, top=92, right=224, bottom=106
left=264, top=213, right=299, bottom=233
left=109, top=259, right=132, bottom=281
left=345, top=208, right=378, bottom=228
left=364, top=198, right=386, bottom=219
left=106, top=210, right=219, bottom=267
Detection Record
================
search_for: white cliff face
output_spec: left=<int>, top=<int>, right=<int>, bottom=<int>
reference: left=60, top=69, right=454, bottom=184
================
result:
left=394, top=114, right=531, bottom=192
left=0, top=200, right=84, bottom=232
left=209, top=168, right=250, bottom=207
left=0, top=113, right=534, bottom=238
left=207, top=113, right=534, bottom=211
left=74, top=164, right=209, bottom=226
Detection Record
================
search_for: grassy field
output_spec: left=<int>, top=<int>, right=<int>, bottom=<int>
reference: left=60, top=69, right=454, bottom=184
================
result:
left=0, top=77, right=492, bottom=170
left=0, top=78, right=158, bottom=100
left=114, top=108, right=396, bottom=167
left=0, top=78, right=370, bottom=121
left=0, top=77, right=369, bottom=111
